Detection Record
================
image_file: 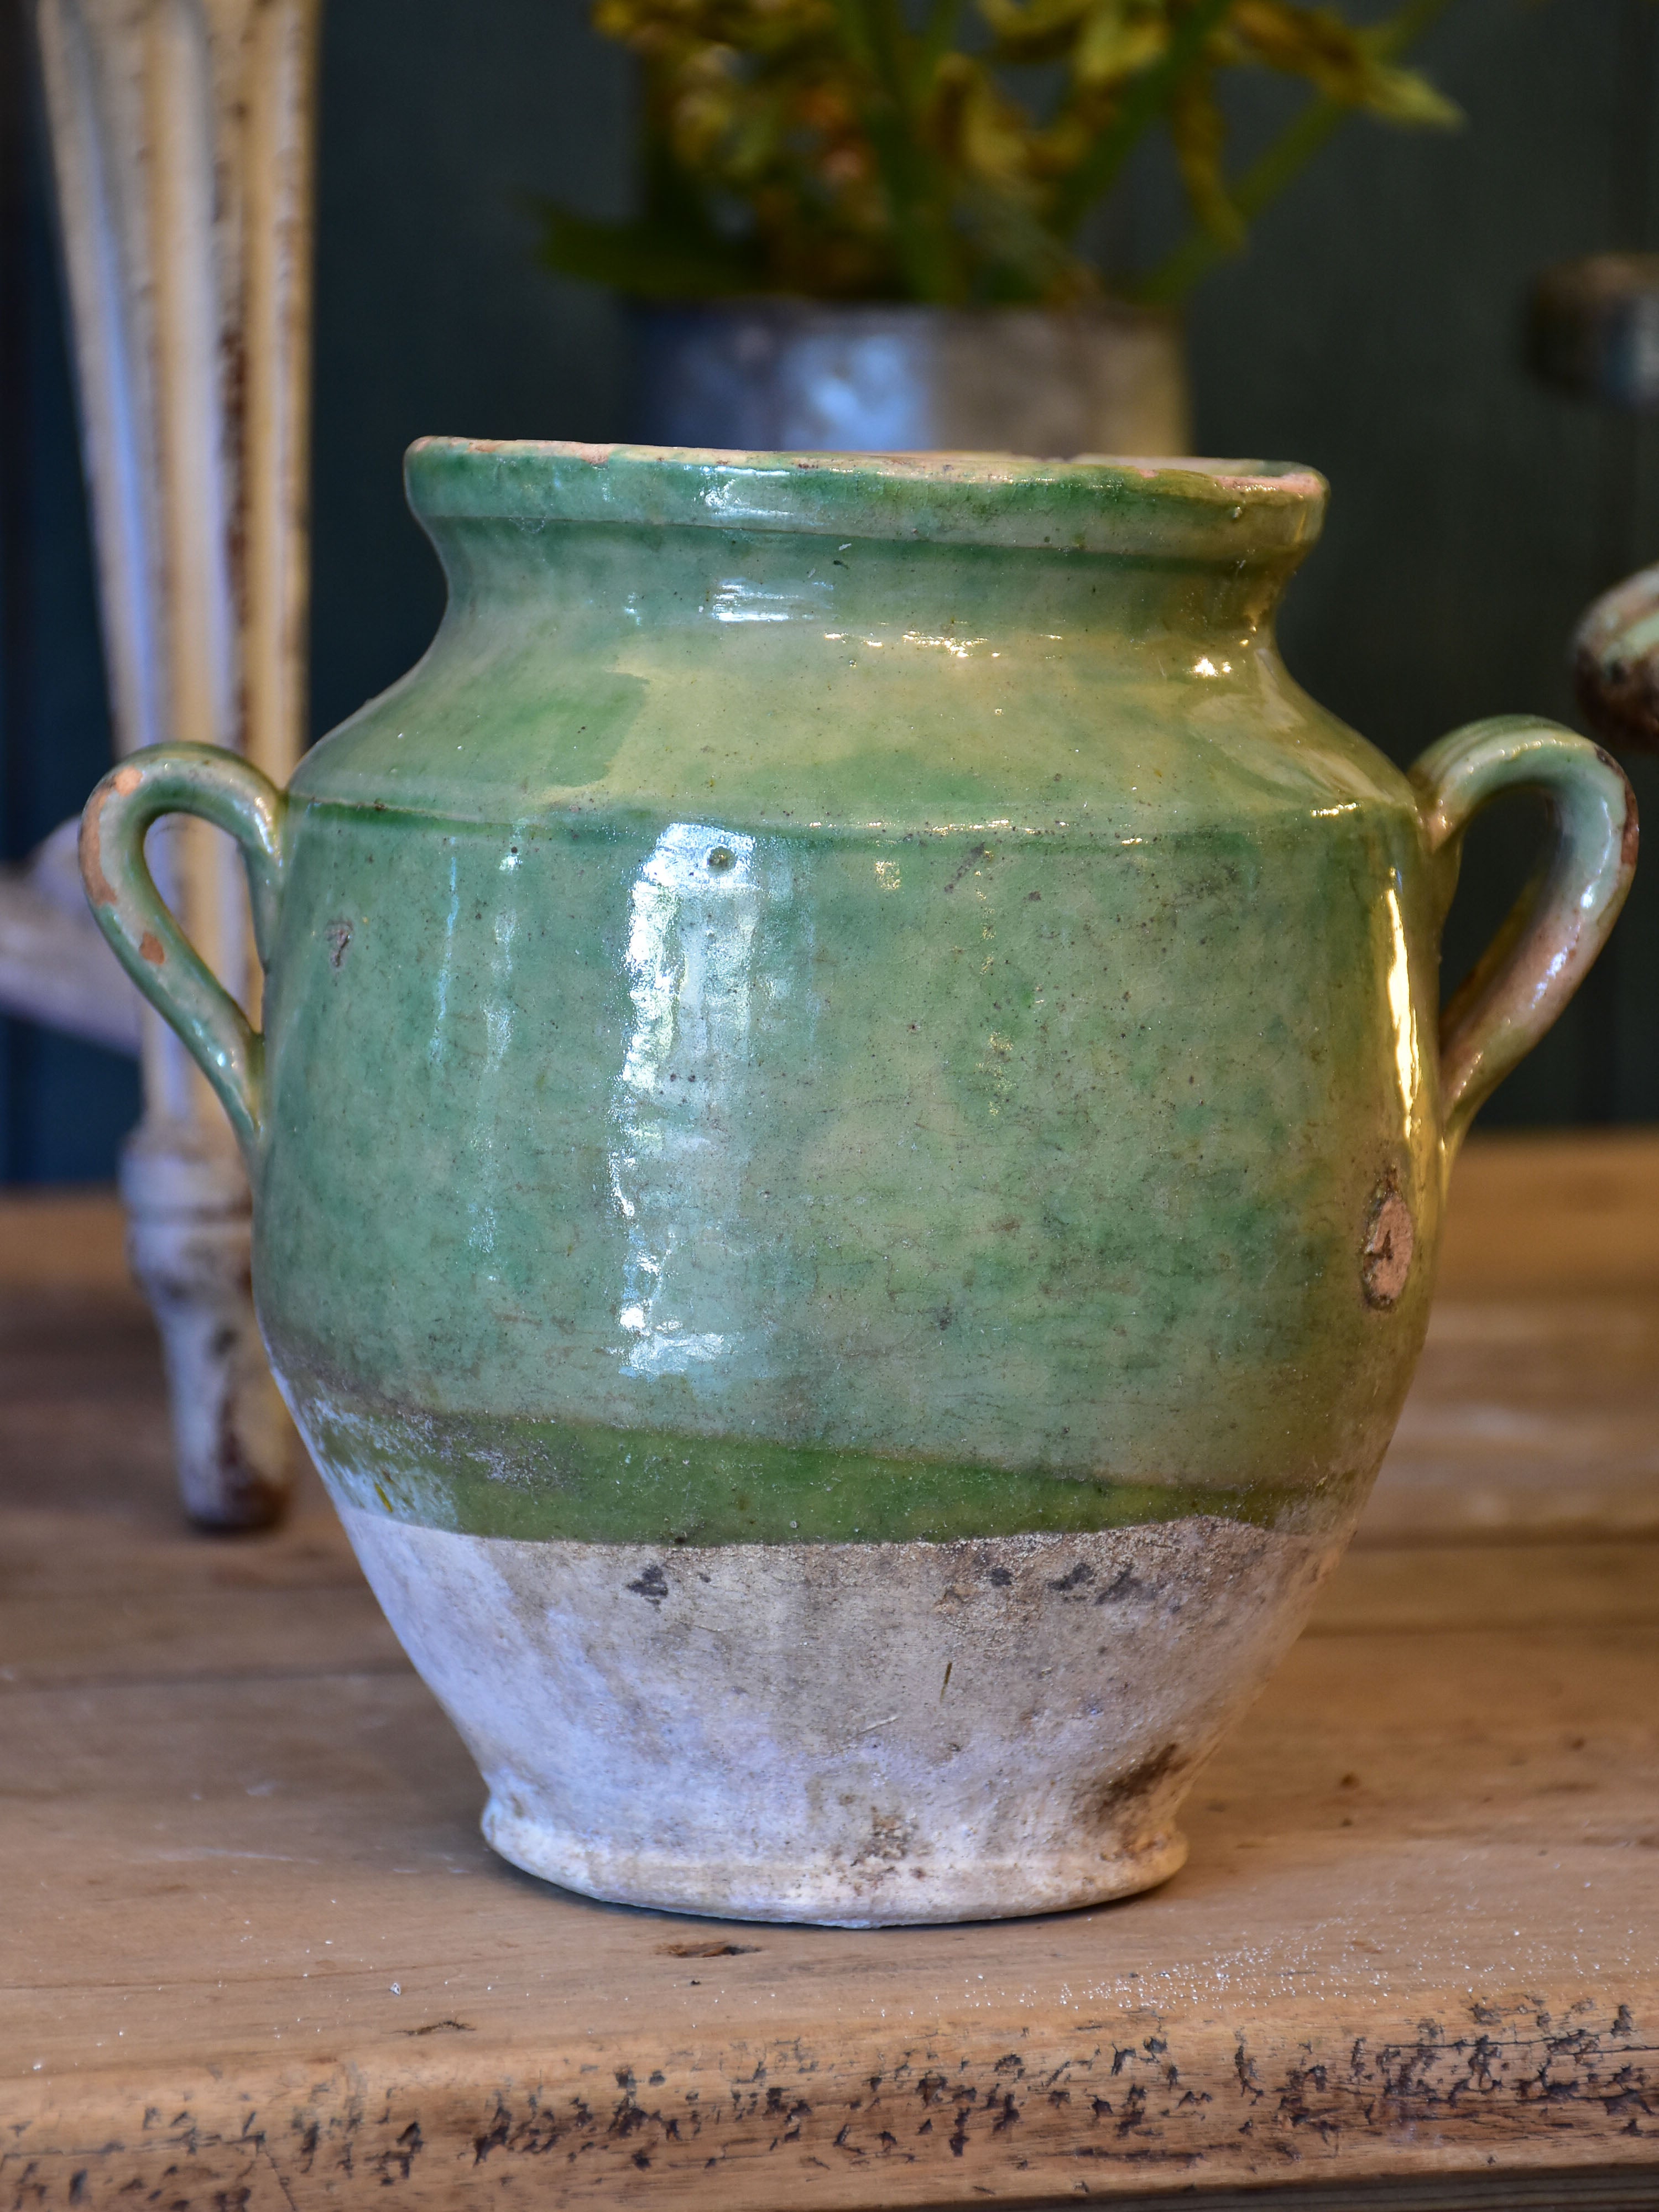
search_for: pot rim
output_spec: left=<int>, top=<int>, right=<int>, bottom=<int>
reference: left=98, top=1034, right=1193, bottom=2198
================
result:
left=405, top=438, right=1327, bottom=562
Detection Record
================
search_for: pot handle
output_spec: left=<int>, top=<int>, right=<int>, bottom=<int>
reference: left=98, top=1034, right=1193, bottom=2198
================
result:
left=80, top=743, right=286, bottom=1165
left=1572, top=560, right=1659, bottom=749
left=1410, top=715, right=1636, bottom=1154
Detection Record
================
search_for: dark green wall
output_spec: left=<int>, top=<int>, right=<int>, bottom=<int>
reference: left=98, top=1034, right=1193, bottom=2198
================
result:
left=0, top=3, right=139, bottom=1178
left=2, top=0, right=1657, bottom=1177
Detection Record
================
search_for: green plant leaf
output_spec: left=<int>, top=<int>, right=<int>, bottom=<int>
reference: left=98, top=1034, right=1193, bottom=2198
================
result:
left=1224, top=1, right=1460, bottom=126
left=1137, top=0, right=1458, bottom=303
left=561, top=0, right=1473, bottom=306
left=1074, top=3, right=1170, bottom=87
left=539, top=207, right=765, bottom=299
left=1168, top=67, right=1245, bottom=249
left=1048, top=0, right=1237, bottom=239
left=1355, top=58, right=1460, bottom=127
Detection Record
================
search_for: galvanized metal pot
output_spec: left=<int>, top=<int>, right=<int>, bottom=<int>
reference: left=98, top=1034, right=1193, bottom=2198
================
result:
left=632, top=299, right=1191, bottom=456
left=82, top=444, right=1634, bottom=1925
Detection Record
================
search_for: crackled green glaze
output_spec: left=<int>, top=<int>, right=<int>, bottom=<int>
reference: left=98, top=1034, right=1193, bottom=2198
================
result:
left=84, top=444, right=1636, bottom=1550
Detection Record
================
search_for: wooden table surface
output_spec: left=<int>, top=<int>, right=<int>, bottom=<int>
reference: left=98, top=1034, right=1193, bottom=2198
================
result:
left=3, top=1134, right=1657, bottom=2211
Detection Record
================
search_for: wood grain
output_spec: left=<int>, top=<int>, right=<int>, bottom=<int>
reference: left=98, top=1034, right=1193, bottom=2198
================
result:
left=2, top=1144, right=1657, bottom=2206
left=1364, top=1132, right=1659, bottom=1542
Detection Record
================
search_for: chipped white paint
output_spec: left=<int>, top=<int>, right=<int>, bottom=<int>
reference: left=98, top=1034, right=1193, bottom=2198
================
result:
left=0, top=821, right=140, bottom=1055
left=341, top=1508, right=1339, bottom=1927
left=124, top=1124, right=297, bottom=1528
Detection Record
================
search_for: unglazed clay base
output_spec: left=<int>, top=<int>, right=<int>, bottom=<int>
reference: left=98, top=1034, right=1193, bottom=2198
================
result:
left=341, top=1506, right=1338, bottom=1927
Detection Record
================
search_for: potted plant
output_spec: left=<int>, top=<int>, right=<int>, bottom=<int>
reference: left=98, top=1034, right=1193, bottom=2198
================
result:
left=543, top=0, right=1459, bottom=455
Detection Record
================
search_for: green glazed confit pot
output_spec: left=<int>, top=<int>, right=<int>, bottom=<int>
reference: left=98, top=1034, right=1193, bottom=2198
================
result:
left=82, top=442, right=1636, bottom=1926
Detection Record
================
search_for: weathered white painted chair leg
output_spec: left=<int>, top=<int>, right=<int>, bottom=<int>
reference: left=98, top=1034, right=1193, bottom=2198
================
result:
left=123, top=1120, right=294, bottom=1528
left=33, top=0, right=319, bottom=1527
left=0, top=821, right=142, bottom=1055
